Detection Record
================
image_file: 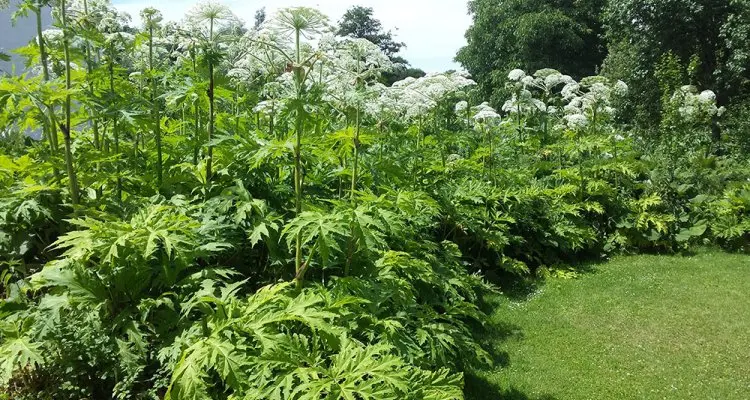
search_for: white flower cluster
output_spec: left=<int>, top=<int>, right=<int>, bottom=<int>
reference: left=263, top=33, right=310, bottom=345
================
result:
left=185, top=1, right=242, bottom=39
left=320, top=37, right=393, bottom=110
left=230, top=8, right=336, bottom=116
left=472, top=102, right=500, bottom=122
left=50, top=0, right=114, bottom=27
left=563, top=113, right=589, bottom=129
left=364, top=83, right=406, bottom=122
left=325, top=37, right=391, bottom=78
left=455, top=100, right=468, bottom=114
left=503, top=69, right=576, bottom=118
left=502, top=89, right=545, bottom=115
left=132, top=36, right=171, bottom=70
left=508, top=69, right=526, bottom=82
left=672, top=85, right=725, bottom=120
left=229, top=7, right=478, bottom=123
left=229, top=32, right=288, bottom=79
left=253, top=99, right=281, bottom=115
left=392, top=72, right=476, bottom=119
left=263, top=7, right=331, bottom=40
left=140, top=7, right=164, bottom=30
left=508, top=68, right=575, bottom=95
left=560, top=76, right=628, bottom=130
left=41, top=29, right=65, bottom=45
left=98, top=7, right=132, bottom=34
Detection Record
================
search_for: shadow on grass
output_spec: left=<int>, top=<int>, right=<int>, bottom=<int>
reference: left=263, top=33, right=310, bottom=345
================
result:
left=464, top=373, right=559, bottom=400
left=464, top=254, right=610, bottom=399
left=483, top=257, right=603, bottom=302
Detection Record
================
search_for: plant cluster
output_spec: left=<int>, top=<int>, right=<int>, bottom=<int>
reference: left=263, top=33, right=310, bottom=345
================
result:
left=0, top=1, right=749, bottom=399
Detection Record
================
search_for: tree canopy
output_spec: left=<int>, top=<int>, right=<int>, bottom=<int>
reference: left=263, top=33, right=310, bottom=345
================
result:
left=456, top=0, right=606, bottom=105
left=337, top=5, right=425, bottom=85
left=603, top=0, right=750, bottom=125
left=456, top=0, right=750, bottom=127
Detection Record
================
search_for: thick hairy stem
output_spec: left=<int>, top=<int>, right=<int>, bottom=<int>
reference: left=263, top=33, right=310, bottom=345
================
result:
left=235, top=91, right=241, bottom=134
left=294, top=114, right=303, bottom=287
left=83, top=0, right=100, bottom=152
left=351, top=107, right=360, bottom=201
left=207, top=61, right=214, bottom=182
left=345, top=107, right=362, bottom=277
left=149, top=24, right=162, bottom=187
left=83, top=0, right=102, bottom=199
left=294, top=28, right=304, bottom=289
left=268, top=110, right=274, bottom=137
left=193, top=104, right=200, bottom=165
left=294, top=242, right=317, bottom=283
left=578, top=130, right=585, bottom=201
left=377, top=123, right=384, bottom=163
left=344, top=229, right=355, bottom=277
left=206, top=18, right=215, bottom=182
left=36, top=5, right=57, bottom=153
left=109, top=58, right=121, bottom=203
left=487, top=125, right=494, bottom=182
left=61, top=0, right=80, bottom=205
left=412, top=119, right=422, bottom=187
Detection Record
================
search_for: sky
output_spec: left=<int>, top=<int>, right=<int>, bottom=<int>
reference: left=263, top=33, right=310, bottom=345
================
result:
left=112, top=0, right=472, bottom=72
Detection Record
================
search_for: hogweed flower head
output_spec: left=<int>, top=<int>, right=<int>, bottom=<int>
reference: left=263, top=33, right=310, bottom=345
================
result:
left=564, top=113, right=589, bottom=129
left=473, top=102, right=500, bottom=122
left=455, top=100, right=468, bottom=114
left=508, top=69, right=526, bottom=81
left=266, top=7, right=330, bottom=40
left=672, top=86, right=722, bottom=121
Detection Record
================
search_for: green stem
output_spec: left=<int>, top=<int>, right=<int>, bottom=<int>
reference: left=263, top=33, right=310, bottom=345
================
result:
left=350, top=107, right=360, bottom=201
left=60, top=0, right=80, bottom=205
left=109, top=53, right=121, bottom=203
left=206, top=17, right=215, bottom=182
left=35, top=3, right=57, bottom=153
left=294, top=28, right=304, bottom=289
left=149, top=23, right=163, bottom=187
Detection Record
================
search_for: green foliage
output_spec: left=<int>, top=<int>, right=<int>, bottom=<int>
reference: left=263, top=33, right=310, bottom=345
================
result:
left=603, top=0, right=750, bottom=125
left=0, top=1, right=749, bottom=399
left=457, top=0, right=606, bottom=105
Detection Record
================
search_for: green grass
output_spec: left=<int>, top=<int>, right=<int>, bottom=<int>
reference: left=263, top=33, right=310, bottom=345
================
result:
left=466, top=250, right=750, bottom=400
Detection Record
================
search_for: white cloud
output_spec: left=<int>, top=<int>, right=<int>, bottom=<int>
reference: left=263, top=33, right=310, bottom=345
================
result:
left=112, top=0, right=471, bottom=72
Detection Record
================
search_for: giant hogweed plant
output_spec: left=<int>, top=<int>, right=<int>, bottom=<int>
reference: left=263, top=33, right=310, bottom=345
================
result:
left=1, top=1, right=750, bottom=399
left=0, top=3, right=494, bottom=399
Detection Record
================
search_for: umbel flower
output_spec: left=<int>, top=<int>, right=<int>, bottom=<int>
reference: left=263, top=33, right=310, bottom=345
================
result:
left=98, top=7, right=132, bottom=32
left=185, top=0, right=242, bottom=41
left=671, top=85, right=724, bottom=121
left=392, top=72, right=476, bottom=119
left=560, top=76, right=628, bottom=130
left=508, top=69, right=526, bottom=82
left=502, top=89, right=545, bottom=114
left=472, top=102, right=500, bottom=122
left=326, top=37, right=392, bottom=79
left=265, top=7, right=331, bottom=40
left=563, top=113, right=589, bottom=129
left=365, top=82, right=403, bottom=121
left=455, top=100, right=468, bottom=114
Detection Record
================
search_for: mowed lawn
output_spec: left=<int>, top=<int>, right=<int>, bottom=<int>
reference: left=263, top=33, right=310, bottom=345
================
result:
left=466, top=251, right=750, bottom=400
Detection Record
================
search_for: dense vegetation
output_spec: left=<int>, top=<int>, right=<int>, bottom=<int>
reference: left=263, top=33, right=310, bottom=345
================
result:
left=460, top=0, right=750, bottom=131
left=0, top=0, right=748, bottom=399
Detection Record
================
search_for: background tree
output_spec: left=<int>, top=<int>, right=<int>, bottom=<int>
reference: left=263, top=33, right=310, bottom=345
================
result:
left=253, top=6, right=265, bottom=30
left=456, top=0, right=606, bottom=106
left=337, top=5, right=425, bottom=85
left=602, top=0, right=750, bottom=130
